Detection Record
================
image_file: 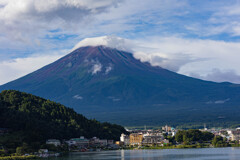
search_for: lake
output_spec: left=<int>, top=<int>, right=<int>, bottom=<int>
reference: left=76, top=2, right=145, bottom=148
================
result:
left=50, top=147, right=240, bottom=160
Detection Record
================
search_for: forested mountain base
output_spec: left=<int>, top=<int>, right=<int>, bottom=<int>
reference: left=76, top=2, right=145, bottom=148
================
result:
left=0, top=90, right=127, bottom=154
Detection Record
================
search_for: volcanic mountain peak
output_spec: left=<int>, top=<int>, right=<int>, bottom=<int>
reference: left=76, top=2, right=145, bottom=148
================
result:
left=64, top=45, right=158, bottom=75
left=1, top=44, right=240, bottom=126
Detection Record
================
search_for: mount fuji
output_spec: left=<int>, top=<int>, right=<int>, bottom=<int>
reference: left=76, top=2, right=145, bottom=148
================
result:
left=1, top=37, right=240, bottom=127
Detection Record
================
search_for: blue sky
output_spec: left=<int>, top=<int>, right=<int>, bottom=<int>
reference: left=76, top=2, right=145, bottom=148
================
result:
left=1, top=0, right=240, bottom=84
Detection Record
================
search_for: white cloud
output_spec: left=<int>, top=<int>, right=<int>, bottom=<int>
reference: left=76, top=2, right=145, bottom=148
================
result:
left=206, top=98, right=230, bottom=104
left=190, top=68, right=240, bottom=84
left=105, top=64, right=113, bottom=74
left=92, top=63, right=102, bottom=75
left=133, top=36, right=240, bottom=82
left=0, top=0, right=122, bottom=48
left=0, top=0, right=188, bottom=54
left=89, top=60, right=102, bottom=75
left=107, top=96, right=121, bottom=101
left=72, top=35, right=134, bottom=52
left=214, top=98, right=230, bottom=104
left=133, top=51, right=204, bottom=72
left=73, top=95, right=83, bottom=100
left=187, top=1, right=240, bottom=37
left=0, top=50, right=67, bottom=85
left=0, top=0, right=120, bottom=22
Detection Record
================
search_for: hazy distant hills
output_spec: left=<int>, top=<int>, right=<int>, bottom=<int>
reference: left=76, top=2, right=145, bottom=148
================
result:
left=1, top=46, right=240, bottom=127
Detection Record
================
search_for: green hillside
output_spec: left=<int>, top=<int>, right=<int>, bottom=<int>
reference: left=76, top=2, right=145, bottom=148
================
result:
left=0, top=90, right=127, bottom=153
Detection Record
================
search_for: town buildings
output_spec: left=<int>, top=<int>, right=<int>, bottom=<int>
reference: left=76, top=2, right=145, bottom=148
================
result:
left=120, top=126, right=174, bottom=146
left=129, top=133, right=143, bottom=146
left=231, top=131, right=240, bottom=141
left=65, top=136, right=116, bottom=150
left=162, top=125, right=172, bottom=132
left=228, top=129, right=240, bottom=141
left=142, top=136, right=164, bottom=145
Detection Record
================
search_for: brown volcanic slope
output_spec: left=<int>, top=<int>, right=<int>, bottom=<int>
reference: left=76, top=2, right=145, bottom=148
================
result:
left=1, top=46, right=240, bottom=127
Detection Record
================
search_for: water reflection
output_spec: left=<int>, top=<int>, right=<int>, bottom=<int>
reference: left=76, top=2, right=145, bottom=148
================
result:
left=121, top=149, right=124, bottom=160
left=51, top=148, right=240, bottom=160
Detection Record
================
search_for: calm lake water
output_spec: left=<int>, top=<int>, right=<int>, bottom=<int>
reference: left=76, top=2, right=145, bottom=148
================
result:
left=52, top=148, right=240, bottom=160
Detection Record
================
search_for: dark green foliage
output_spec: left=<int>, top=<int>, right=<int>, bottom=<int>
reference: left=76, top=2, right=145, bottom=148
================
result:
left=212, top=135, right=224, bottom=147
left=175, top=129, right=214, bottom=144
left=0, top=90, right=127, bottom=151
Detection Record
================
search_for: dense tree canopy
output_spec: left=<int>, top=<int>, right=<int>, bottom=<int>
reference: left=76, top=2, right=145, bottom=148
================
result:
left=175, top=129, right=214, bottom=143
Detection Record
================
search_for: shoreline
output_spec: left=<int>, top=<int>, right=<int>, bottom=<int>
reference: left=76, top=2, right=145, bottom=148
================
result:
left=68, top=145, right=240, bottom=154
left=1, top=146, right=240, bottom=159
left=0, top=155, right=37, bottom=160
left=124, top=144, right=240, bottom=150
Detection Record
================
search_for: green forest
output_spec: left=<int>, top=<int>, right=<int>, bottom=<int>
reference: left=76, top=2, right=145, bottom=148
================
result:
left=175, top=129, right=214, bottom=143
left=0, top=90, right=128, bottom=154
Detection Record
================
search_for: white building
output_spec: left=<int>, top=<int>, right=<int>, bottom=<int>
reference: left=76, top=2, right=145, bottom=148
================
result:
left=229, top=130, right=240, bottom=141
left=120, top=133, right=130, bottom=145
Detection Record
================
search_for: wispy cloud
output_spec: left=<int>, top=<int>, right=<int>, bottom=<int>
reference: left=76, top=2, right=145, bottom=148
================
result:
left=73, top=95, right=83, bottom=100
left=72, top=36, right=134, bottom=52
left=0, top=0, right=123, bottom=59
left=0, top=49, right=67, bottom=85
left=206, top=98, right=230, bottom=104
left=144, top=37, right=240, bottom=84
left=1, top=0, right=240, bottom=84
left=105, top=64, right=113, bottom=74
left=92, top=63, right=102, bottom=75
left=190, top=68, right=240, bottom=84
left=134, top=51, right=204, bottom=72
left=87, top=59, right=102, bottom=75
